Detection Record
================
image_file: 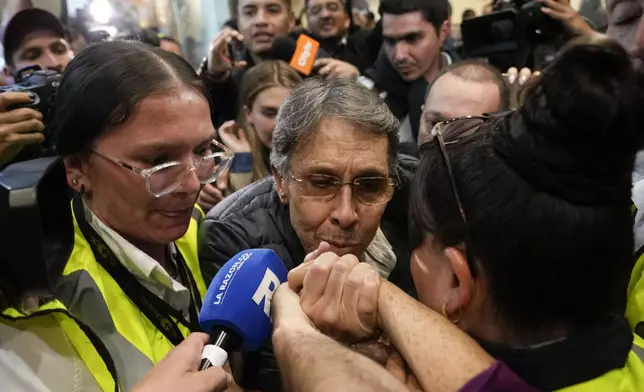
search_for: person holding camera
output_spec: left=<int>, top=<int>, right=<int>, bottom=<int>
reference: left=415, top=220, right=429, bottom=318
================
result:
left=0, top=8, right=74, bottom=168
left=0, top=91, right=45, bottom=168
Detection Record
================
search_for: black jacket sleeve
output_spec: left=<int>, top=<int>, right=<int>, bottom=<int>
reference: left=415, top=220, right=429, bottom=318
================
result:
left=198, top=219, right=252, bottom=283
left=363, top=48, right=410, bottom=120
left=201, top=71, right=239, bottom=129
left=365, top=20, right=382, bottom=61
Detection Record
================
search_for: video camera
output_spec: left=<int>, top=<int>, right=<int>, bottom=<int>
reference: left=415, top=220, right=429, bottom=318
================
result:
left=0, top=158, right=72, bottom=307
left=0, top=66, right=62, bottom=119
left=461, top=0, right=568, bottom=70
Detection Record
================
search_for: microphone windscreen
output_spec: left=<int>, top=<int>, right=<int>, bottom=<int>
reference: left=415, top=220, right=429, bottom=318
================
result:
left=288, top=34, right=320, bottom=75
left=269, top=37, right=298, bottom=63
left=268, top=34, right=331, bottom=76
left=199, top=249, right=288, bottom=351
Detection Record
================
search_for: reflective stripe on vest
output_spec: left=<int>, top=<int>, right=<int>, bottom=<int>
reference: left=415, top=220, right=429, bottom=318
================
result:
left=558, top=336, right=644, bottom=391
left=633, top=203, right=638, bottom=220
left=191, top=204, right=205, bottom=225
left=630, top=201, right=644, bottom=337
left=1, top=300, right=119, bottom=392
left=628, top=247, right=644, bottom=337
left=56, top=205, right=206, bottom=392
left=634, top=342, right=644, bottom=362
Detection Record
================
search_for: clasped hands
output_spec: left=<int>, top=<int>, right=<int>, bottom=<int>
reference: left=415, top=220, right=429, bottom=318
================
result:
left=272, top=242, right=421, bottom=390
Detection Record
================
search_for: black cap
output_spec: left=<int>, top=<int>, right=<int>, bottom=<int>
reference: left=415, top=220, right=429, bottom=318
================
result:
left=2, top=9, right=66, bottom=64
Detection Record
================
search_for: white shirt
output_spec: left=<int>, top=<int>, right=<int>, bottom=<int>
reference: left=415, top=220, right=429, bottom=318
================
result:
left=83, top=204, right=193, bottom=321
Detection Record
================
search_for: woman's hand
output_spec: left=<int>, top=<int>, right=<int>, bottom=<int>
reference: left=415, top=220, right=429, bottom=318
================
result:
left=218, top=120, right=251, bottom=153
left=0, top=92, right=46, bottom=168
left=197, top=169, right=229, bottom=212
left=132, top=333, right=232, bottom=392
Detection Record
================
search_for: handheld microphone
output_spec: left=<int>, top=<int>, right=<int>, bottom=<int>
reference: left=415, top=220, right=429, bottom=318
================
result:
left=269, top=34, right=331, bottom=76
left=198, top=249, right=288, bottom=370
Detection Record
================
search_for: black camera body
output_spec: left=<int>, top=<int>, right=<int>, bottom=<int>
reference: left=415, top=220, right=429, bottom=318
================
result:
left=0, top=158, right=72, bottom=304
left=462, top=0, right=567, bottom=70
left=0, top=66, right=62, bottom=123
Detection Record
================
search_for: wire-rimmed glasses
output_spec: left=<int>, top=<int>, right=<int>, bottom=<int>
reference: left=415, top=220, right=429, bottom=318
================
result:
left=92, top=139, right=234, bottom=198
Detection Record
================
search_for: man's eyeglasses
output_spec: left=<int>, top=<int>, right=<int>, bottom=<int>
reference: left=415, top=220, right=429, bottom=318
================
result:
left=427, top=115, right=492, bottom=222
left=289, top=173, right=396, bottom=205
left=92, top=140, right=234, bottom=198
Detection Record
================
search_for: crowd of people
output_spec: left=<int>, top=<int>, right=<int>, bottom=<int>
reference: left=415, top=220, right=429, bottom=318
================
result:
left=1, top=0, right=644, bottom=391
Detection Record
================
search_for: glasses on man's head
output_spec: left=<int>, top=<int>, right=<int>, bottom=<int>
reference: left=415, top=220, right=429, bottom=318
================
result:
left=92, top=139, right=234, bottom=198
left=289, top=173, right=396, bottom=205
left=426, top=115, right=493, bottom=223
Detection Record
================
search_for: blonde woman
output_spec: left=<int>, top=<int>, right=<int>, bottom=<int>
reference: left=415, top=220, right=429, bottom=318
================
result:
left=199, top=61, right=302, bottom=211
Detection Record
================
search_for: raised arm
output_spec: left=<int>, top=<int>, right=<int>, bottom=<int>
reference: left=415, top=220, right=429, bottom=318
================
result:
left=288, top=252, right=495, bottom=392
left=271, top=285, right=407, bottom=392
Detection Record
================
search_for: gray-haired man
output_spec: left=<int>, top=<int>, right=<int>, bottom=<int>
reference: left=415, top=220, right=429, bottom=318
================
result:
left=199, top=77, right=417, bottom=391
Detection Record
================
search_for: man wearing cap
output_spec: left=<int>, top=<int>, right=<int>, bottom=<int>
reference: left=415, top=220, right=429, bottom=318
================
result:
left=2, top=8, right=73, bottom=74
left=0, top=8, right=72, bottom=169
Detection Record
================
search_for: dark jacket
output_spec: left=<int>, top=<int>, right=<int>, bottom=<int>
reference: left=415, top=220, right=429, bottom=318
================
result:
left=311, top=23, right=382, bottom=74
left=198, top=154, right=418, bottom=391
left=363, top=47, right=463, bottom=144
left=201, top=48, right=256, bottom=128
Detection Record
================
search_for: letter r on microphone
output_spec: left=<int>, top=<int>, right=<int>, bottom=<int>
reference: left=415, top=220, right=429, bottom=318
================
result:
left=290, top=34, right=320, bottom=76
left=252, top=268, right=281, bottom=317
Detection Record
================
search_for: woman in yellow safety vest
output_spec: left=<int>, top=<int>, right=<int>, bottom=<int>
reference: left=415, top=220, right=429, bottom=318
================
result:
left=1, top=40, right=233, bottom=391
left=409, top=37, right=644, bottom=391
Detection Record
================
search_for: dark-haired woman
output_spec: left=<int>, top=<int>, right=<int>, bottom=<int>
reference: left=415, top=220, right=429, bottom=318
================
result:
left=408, top=37, right=644, bottom=390
left=1, top=40, right=233, bottom=391
left=289, top=36, right=644, bottom=391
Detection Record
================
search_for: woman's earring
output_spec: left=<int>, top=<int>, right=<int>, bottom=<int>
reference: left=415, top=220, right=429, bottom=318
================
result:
left=442, top=301, right=463, bottom=324
left=80, top=185, right=86, bottom=195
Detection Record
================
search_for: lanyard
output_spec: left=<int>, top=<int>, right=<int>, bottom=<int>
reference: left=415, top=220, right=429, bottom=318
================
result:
left=72, top=196, right=202, bottom=346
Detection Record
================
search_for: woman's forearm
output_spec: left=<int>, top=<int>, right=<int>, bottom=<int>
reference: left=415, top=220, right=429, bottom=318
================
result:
left=378, top=281, right=495, bottom=392
left=273, top=323, right=406, bottom=392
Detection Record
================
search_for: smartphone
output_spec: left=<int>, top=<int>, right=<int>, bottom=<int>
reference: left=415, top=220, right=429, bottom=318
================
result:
left=228, top=40, right=245, bottom=64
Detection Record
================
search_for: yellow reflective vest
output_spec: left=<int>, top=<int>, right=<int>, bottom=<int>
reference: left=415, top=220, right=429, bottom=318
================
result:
left=627, top=248, right=644, bottom=337
left=54, top=203, right=207, bottom=391
left=559, top=334, right=644, bottom=391
left=628, top=203, right=644, bottom=336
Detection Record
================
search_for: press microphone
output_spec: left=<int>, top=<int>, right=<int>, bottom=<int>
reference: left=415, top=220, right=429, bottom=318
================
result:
left=198, top=249, right=288, bottom=370
left=269, top=34, right=331, bottom=76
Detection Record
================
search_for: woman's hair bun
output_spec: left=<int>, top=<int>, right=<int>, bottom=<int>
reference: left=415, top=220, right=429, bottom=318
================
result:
left=521, top=36, right=644, bottom=159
